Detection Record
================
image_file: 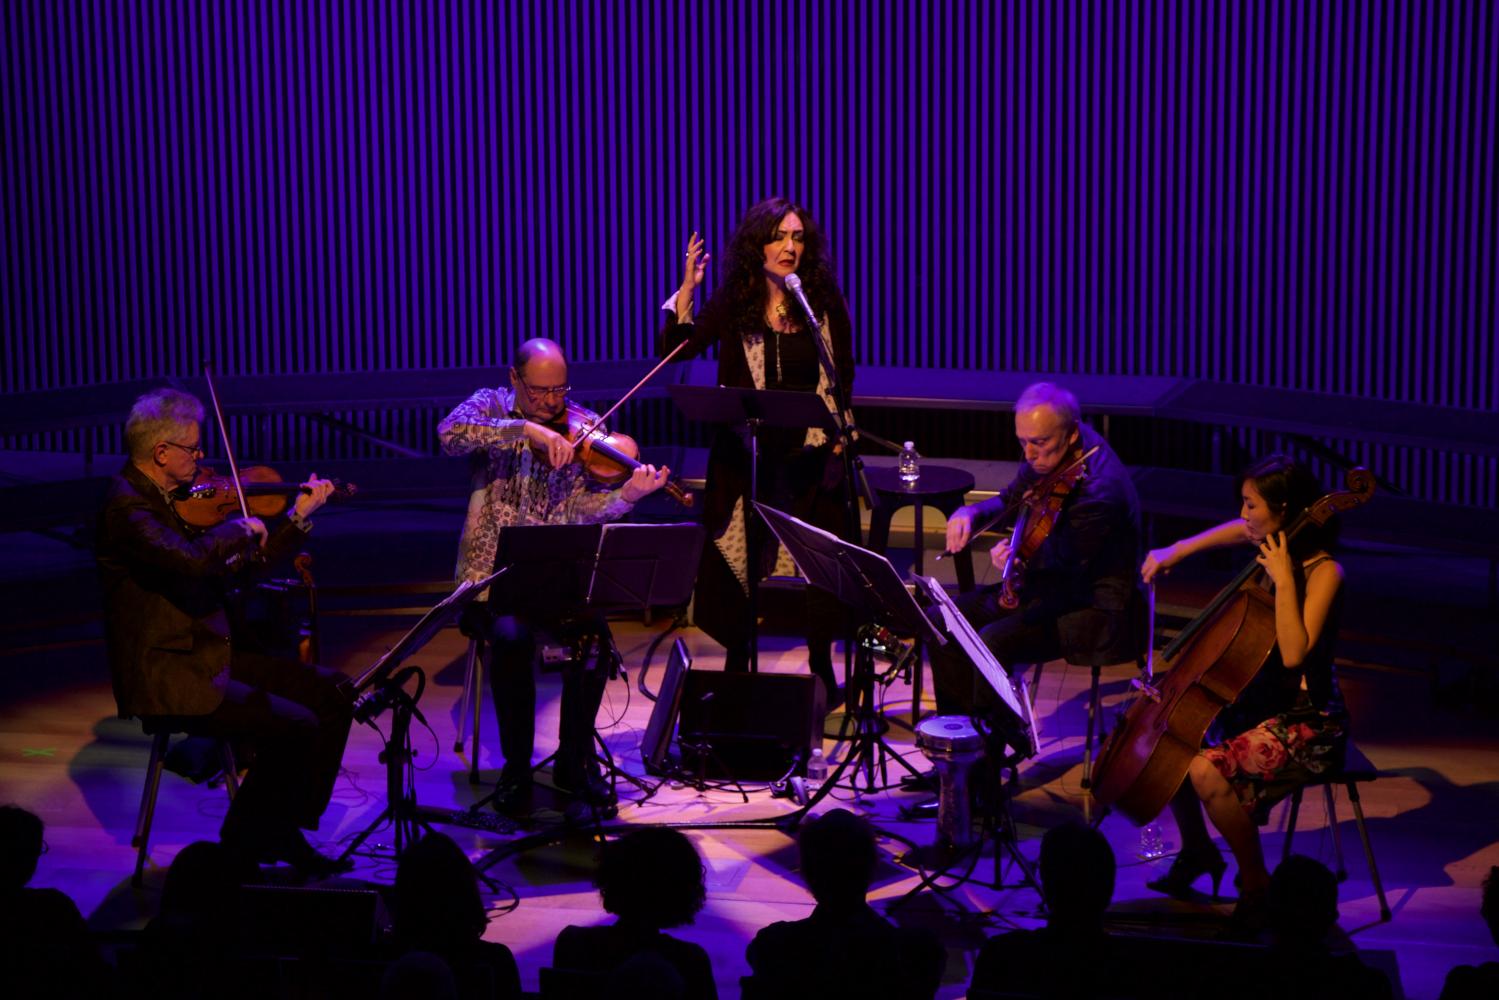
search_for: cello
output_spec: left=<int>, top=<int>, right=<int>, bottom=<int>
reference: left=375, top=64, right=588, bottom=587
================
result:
left=1089, top=467, right=1375, bottom=825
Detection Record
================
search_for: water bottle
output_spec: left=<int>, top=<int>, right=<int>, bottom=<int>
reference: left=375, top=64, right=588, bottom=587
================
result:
left=805, top=747, right=827, bottom=795
left=898, top=441, right=920, bottom=486
left=1139, top=820, right=1166, bottom=860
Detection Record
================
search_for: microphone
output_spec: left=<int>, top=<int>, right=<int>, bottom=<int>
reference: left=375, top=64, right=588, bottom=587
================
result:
left=782, top=274, right=820, bottom=331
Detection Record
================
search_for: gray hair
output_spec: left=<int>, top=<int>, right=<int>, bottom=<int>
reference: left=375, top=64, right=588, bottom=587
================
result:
left=1015, top=382, right=1080, bottom=432
left=124, top=388, right=205, bottom=461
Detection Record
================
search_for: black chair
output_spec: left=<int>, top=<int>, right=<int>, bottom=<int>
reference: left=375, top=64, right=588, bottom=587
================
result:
left=1280, top=739, right=1392, bottom=922
left=132, top=726, right=239, bottom=887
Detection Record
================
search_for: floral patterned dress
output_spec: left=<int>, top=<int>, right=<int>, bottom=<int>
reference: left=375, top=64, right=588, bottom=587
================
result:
left=1200, top=556, right=1350, bottom=823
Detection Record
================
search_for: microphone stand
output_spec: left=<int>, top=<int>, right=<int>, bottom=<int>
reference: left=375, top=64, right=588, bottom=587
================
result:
left=783, top=274, right=881, bottom=711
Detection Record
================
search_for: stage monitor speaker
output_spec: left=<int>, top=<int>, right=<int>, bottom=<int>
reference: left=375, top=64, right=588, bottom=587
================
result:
left=641, top=637, right=693, bottom=775
left=678, top=670, right=825, bottom=781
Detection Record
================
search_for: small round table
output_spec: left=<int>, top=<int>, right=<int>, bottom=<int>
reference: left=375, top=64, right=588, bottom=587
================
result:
left=865, top=464, right=978, bottom=724
left=865, top=465, right=977, bottom=591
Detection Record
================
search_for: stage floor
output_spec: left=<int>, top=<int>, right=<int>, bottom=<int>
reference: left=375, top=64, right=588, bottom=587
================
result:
left=3, top=504, right=1497, bottom=999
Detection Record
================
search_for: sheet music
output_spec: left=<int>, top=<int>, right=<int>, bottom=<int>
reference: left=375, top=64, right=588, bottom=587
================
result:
left=356, top=567, right=507, bottom=689
left=914, top=575, right=1038, bottom=757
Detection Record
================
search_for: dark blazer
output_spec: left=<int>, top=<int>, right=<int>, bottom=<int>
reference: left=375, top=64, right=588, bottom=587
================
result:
left=967, top=422, right=1142, bottom=665
left=96, top=462, right=306, bottom=718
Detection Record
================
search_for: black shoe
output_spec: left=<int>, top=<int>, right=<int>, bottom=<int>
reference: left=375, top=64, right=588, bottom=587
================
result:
left=899, top=769, right=937, bottom=792
left=1146, top=844, right=1228, bottom=900
left=491, top=767, right=534, bottom=816
left=260, top=829, right=353, bottom=880
left=553, top=764, right=617, bottom=808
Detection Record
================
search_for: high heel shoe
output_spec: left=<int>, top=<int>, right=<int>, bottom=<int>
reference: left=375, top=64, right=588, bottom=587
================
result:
left=1146, top=845, right=1228, bottom=900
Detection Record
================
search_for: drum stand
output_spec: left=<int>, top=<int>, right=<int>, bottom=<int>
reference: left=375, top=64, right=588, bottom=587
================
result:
left=891, top=739, right=1042, bottom=909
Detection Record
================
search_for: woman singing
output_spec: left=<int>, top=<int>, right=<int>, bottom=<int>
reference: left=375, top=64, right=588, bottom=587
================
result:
left=1139, top=455, right=1349, bottom=925
left=660, top=197, right=856, bottom=709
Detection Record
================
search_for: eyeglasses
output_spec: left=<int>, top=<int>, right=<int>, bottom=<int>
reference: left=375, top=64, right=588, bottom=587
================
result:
left=162, top=440, right=204, bottom=458
left=516, top=378, right=570, bottom=401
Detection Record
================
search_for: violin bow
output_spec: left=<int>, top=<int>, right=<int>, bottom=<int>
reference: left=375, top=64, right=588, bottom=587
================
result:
left=572, top=338, right=692, bottom=443
left=935, top=445, right=1099, bottom=561
left=201, top=364, right=252, bottom=521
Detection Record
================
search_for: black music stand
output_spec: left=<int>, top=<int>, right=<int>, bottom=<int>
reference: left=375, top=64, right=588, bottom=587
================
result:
left=890, top=574, right=1042, bottom=900
left=668, top=384, right=838, bottom=672
left=469, top=523, right=704, bottom=818
left=753, top=502, right=946, bottom=798
left=340, top=569, right=512, bottom=863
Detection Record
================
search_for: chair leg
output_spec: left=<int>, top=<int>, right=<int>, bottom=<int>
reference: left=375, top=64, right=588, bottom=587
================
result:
left=1081, top=665, right=1102, bottom=790
left=133, top=732, right=170, bottom=888
left=220, top=741, right=239, bottom=799
left=1323, top=783, right=1348, bottom=881
left=455, top=638, right=478, bottom=752
left=468, top=638, right=485, bottom=784
left=1346, top=780, right=1393, bottom=922
left=1282, top=787, right=1305, bottom=864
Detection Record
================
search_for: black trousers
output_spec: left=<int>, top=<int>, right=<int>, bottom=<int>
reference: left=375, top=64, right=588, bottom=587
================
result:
left=151, top=649, right=353, bottom=845
left=928, top=584, right=1062, bottom=718
left=484, top=612, right=609, bottom=778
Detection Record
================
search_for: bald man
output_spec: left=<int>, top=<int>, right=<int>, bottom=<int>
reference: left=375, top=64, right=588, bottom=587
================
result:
left=930, top=382, right=1141, bottom=736
left=438, top=339, right=669, bottom=812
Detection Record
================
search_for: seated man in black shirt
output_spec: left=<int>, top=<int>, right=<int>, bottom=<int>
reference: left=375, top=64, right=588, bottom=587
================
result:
left=748, top=809, right=945, bottom=1000
left=934, top=382, right=1142, bottom=712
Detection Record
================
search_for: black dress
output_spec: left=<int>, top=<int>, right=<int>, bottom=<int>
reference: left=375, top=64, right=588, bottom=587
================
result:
left=659, top=295, right=856, bottom=688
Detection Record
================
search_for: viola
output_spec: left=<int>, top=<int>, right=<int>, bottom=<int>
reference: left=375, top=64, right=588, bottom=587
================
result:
left=1089, top=467, right=1375, bottom=825
left=995, top=444, right=1099, bottom=608
left=170, top=464, right=358, bottom=529
left=540, top=401, right=694, bottom=508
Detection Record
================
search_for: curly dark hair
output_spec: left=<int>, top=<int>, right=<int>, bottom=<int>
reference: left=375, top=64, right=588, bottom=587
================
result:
left=699, top=196, right=842, bottom=334
left=595, top=828, right=706, bottom=929
left=1236, top=454, right=1340, bottom=559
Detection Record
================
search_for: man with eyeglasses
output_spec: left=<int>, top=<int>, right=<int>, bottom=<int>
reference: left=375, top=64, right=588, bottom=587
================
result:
left=439, top=338, right=670, bottom=813
left=95, top=388, right=353, bottom=879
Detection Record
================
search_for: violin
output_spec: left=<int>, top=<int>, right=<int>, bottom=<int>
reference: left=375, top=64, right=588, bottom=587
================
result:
left=170, top=464, right=358, bottom=529
left=994, top=444, right=1099, bottom=608
left=539, top=401, right=694, bottom=508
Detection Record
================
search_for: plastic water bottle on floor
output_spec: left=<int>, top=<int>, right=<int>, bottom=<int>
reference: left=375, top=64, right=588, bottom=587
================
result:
left=898, top=441, right=920, bottom=486
left=805, top=747, right=827, bottom=796
left=1139, top=820, right=1166, bottom=860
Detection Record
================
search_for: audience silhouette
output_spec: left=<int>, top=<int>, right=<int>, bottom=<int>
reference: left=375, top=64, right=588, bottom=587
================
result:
left=746, top=808, right=945, bottom=1000
left=1439, top=864, right=1499, bottom=1000
left=0, top=804, right=107, bottom=997
left=390, top=831, right=520, bottom=999
left=552, top=826, right=716, bottom=1000
left=128, top=839, right=244, bottom=999
left=970, top=820, right=1127, bottom=999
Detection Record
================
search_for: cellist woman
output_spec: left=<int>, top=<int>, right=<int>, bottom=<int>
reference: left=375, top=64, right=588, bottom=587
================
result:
left=1139, top=454, right=1349, bottom=924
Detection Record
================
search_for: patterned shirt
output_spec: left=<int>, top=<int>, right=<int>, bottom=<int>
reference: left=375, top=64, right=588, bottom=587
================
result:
left=437, top=386, right=635, bottom=585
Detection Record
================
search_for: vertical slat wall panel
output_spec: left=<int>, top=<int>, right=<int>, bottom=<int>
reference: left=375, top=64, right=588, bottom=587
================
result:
left=1, top=1, right=1494, bottom=504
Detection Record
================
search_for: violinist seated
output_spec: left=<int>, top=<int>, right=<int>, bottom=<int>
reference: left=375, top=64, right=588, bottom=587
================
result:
left=1138, top=455, right=1350, bottom=930
left=929, top=382, right=1142, bottom=727
left=95, top=388, right=354, bottom=879
left=438, top=338, right=670, bottom=815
